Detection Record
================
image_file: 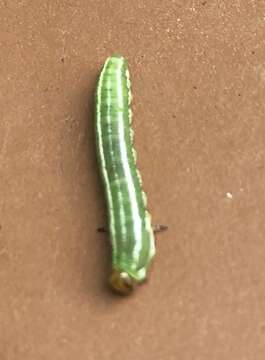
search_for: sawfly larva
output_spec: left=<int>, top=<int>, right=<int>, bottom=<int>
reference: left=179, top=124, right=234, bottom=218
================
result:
left=95, top=55, right=165, bottom=295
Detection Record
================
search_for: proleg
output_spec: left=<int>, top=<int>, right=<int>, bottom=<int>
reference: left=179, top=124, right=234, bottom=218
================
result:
left=95, top=55, right=155, bottom=295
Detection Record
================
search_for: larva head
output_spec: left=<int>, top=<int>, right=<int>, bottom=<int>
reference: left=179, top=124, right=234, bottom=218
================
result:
left=109, top=269, right=135, bottom=295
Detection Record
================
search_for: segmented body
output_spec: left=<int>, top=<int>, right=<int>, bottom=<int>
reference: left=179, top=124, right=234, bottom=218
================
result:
left=95, top=55, right=155, bottom=290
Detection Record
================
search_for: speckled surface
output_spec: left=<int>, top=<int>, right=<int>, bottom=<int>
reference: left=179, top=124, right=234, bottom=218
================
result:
left=1, top=1, right=265, bottom=359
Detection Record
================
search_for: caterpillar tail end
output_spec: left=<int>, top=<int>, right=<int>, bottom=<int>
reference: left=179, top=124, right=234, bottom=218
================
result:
left=109, top=269, right=135, bottom=295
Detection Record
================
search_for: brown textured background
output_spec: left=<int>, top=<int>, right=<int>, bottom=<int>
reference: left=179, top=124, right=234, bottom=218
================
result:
left=1, top=1, right=265, bottom=359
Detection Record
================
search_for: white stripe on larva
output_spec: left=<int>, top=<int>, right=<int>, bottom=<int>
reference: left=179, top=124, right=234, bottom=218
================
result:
left=125, top=65, right=155, bottom=266
left=105, top=69, right=127, bottom=243
left=145, top=211, right=155, bottom=259
left=116, top=59, right=142, bottom=264
left=96, top=58, right=117, bottom=254
left=102, top=63, right=127, bottom=242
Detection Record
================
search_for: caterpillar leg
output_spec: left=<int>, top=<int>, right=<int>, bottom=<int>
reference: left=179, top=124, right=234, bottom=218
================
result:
left=152, top=224, right=168, bottom=233
left=97, top=226, right=108, bottom=233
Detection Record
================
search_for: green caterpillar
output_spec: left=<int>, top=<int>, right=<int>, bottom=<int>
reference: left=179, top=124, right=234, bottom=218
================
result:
left=95, top=55, right=156, bottom=294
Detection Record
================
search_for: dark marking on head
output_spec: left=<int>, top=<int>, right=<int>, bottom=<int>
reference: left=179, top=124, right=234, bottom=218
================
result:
left=109, top=269, right=135, bottom=295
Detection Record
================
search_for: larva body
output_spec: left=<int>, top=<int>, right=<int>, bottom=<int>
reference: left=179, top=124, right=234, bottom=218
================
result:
left=95, top=55, right=155, bottom=294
